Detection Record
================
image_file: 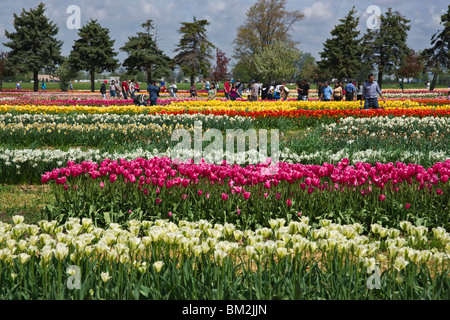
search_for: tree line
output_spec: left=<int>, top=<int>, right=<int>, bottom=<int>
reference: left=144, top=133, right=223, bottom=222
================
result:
left=0, top=1, right=449, bottom=92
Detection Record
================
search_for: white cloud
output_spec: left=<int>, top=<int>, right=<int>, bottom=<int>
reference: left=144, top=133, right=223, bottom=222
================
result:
left=303, top=1, right=335, bottom=22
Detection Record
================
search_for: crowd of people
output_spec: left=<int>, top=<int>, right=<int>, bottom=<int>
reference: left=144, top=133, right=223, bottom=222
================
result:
left=96, top=74, right=447, bottom=109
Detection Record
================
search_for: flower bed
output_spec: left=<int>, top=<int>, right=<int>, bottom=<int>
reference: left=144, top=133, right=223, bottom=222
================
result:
left=0, top=216, right=448, bottom=299
left=41, top=158, right=450, bottom=229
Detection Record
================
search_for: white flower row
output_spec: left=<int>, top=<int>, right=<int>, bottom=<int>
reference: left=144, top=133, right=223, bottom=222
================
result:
left=0, top=112, right=253, bottom=125
left=0, top=147, right=448, bottom=170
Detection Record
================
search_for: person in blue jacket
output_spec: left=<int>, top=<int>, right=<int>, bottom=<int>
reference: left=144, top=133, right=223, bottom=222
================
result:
left=147, top=81, right=160, bottom=106
left=41, top=81, right=47, bottom=90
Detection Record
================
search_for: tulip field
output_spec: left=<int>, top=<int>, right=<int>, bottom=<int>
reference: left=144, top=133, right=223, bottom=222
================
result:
left=0, top=89, right=449, bottom=300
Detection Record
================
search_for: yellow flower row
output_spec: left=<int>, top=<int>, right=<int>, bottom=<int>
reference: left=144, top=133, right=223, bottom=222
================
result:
left=1, top=100, right=448, bottom=115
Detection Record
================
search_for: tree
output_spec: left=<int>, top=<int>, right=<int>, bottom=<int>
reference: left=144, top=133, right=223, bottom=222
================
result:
left=233, top=0, right=304, bottom=78
left=121, top=20, right=172, bottom=85
left=421, top=5, right=449, bottom=91
left=0, top=51, right=11, bottom=92
left=319, top=7, right=362, bottom=82
left=253, top=40, right=301, bottom=83
left=3, top=3, right=63, bottom=92
left=68, top=19, right=119, bottom=92
left=295, top=52, right=317, bottom=81
left=210, top=48, right=231, bottom=83
left=232, top=57, right=254, bottom=83
left=362, top=8, right=411, bottom=88
left=174, top=17, right=215, bottom=84
left=54, top=57, right=78, bottom=91
left=314, top=65, right=333, bottom=83
left=396, top=49, right=423, bottom=82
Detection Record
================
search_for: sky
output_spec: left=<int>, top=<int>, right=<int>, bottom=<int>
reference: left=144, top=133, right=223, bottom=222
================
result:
left=0, top=0, right=448, bottom=67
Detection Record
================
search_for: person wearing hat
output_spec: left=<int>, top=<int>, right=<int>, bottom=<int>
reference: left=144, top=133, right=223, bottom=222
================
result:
left=100, top=80, right=107, bottom=99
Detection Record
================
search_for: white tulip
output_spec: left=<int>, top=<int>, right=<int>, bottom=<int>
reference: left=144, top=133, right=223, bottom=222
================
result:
left=276, top=247, right=288, bottom=260
left=12, top=215, right=24, bottom=225
left=153, top=261, right=164, bottom=273
left=394, top=256, right=409, bottom=271
left=18, top=253, right=31, bottom=264
left=233, top=230, right=244, bottom=242
left=101, top=272, right=112, bottom=283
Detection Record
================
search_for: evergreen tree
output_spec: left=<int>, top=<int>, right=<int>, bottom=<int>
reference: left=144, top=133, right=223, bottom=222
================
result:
left=362, top=8, right=411, bottom=88
left=421, top=5, right=449, bottom=91
left=68, top=19, right=119, bottom=92
left=3, top=3, right=63, bottom=92
left=121, top=20, right=172, bottom=85
left=318, top=7, right=362, bottom=82
left=174, top=17, right=215, bottom=84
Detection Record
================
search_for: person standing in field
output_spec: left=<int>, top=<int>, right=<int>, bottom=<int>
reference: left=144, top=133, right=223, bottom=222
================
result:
left=121, top=79, right=129, bottom=100
left=224, top=79, right=231, bottom=100
left=100, top=80, right=107, bottom=99
left=268, top=83, right=275, bottom=100
left=345, top=80, right=356, bottom=101
left=361, top=73, right=386, bottom=109
left=135, top=81, right=140, bottom=93
left=296, top=80, right=303, bottom=101
left=356, top=82, right=363, bottom=101
left=236, top=79, right=244, bottom=97
left=322, top=82, right=333, bottom=101
left=399, top=80, right=404, bottom=93
left=109, top=80, right=117, bottom=98
left=333, top=82, right=343, bottom=101
left=250, top=80, right=259, bottom=102
left=169, top=81, right=178, bottom=98
left=300, top=79, right=310, bottom=101
left=147, top=80, right=160, bottom=106
left=128, top=79, right=136, bottom=100
left=230, top=83, right=242, bottom=101
left=317, top=81, right=324, bottom=101
left=114, top=81, right=122, bottom=99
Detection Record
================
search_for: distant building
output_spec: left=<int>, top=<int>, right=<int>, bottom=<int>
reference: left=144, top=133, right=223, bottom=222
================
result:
left=97, top=77, right=120, bottom=84
left=38, top=74, right=60, bottom=82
